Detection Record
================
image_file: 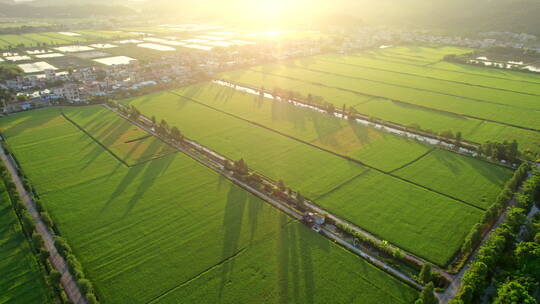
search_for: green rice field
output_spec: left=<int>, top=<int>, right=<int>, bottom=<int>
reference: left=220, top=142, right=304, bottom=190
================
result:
left=0, top=44, right=530, bottom=302
left=122, top=88, right=489, bottom=265
left=172, top=82, right=432, bottom=172
left=0, top=177, right=50, bottom=304
left=62, top=106, right=176, bottom=166
left=247, top=64, right=539, bottom=130
left=0, top=30, right=138, bottom=49
left=0, top=107, right=418, bottom=304
left=218, top=46, right=540, bottom=153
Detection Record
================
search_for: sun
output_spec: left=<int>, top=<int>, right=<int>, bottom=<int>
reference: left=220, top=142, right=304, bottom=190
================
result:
left=250, top=0, right=290, bottom=18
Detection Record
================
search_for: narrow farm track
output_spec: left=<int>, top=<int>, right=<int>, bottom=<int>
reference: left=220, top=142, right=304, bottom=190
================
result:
left=315, top=58, right=540, bottom=97
left=107, top=105, right=426, bottom=293
left=352, top=54, right=540, bottom=85
left=249, top=69, right=540, bottom=133
left=437, top=171, right=533, bottom=303
left=0, top=146, right=87, bottom=304
left=286, top=65, right=538, bottom=111
left=168, top=91, right=485, bottom=212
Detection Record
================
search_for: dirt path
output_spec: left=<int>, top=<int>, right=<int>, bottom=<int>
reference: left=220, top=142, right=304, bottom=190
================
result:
left=0, top=145, right=87, bottom=304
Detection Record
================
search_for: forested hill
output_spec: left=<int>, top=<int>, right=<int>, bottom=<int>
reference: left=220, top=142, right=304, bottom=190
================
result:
left=372, top=0, right=540, bottom=35
left=0, top=2, right=135, bottom=18
left=134, top=0, right=540, bottom=35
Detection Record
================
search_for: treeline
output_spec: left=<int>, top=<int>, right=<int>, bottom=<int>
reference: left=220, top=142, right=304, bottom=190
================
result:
left=453, top=163, right=530, bottom=272
left=0, top=141, right=99, bottom=304
left=0, top=151, right=63, bottom=303
left=264, top=85, right=475, bottom=150
left=478, top=140, right=520, bottom=164
left=0, top=3, right=135, bottom=18
left=0, top=65, right=24, bottom=81
left=450, top=167, right=540, bottom=303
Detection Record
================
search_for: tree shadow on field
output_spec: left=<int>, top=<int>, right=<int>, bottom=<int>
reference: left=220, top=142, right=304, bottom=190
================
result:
left=432, top=149, right=508, bottom=186
left=79, top=120, right=133, bottom=171
left=350, top=121, right=371, bottom=145
left=122, top=141, right=175, bottom=217
left=100, top=139, right=174, bottom=214
left=180, top=84, right=204, bottom=100
left=218, top=185, right=248, bottom=299
left=276, top=218, right=328, bottom=304
left=2, top=108, right=58, bottom=137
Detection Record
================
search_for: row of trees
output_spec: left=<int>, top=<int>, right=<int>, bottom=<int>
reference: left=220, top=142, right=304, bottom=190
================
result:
left=450, top=167, right=540, bottom=303
left=0, top=149, right=69, bottom=303
left=457, top=163, right=530, bottom=265
left=109, top=102, right=184, bottom=144
left=1, top=143, right=100, bottom=304
left=478, top=140, right=520, bottom=164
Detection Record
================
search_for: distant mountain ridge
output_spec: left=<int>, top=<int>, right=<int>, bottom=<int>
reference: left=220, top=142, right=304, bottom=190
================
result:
left=0, top=2, right=135, bottom=18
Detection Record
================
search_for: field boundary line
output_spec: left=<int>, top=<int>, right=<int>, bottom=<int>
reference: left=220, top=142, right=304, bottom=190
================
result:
left=217, top=79, right=515, bottom=170
left=249, top=69, right=540, bottom=133
left=316, top=58, right=540, bottom=97
left=60, top=111, right=131, bottom=167
left=351, top=53, right=540, bottom=85
left=145, top=247, right=248, bottom=304
left=313, top=169, right=371, bottom=201
left=106, top=105, right=427, bottom=291
left=0, top=145, right=87, bottom=304
left=169, top=91, right=485, bottom=212
left=388, top=148, right=436, bottom=174
left=289, top=65, right=539, bottom=112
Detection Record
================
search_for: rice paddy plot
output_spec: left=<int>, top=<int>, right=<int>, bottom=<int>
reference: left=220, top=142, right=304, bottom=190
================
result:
left=288, top=59, right=540, bottom=111
left=62, top=106, right=176, bottom=166
left=171, top=82, right=432, bottom=172
left=219, top=69, right=372, bottom=108
left=106, top=45, right=169, bottom=61
left=315, top=169, right=483, bottom=266
left=45, top=55, right=92, bottom=69
left=393, top=149, right=513, bottom=209
left=317, top=53, right=540, bottom=96
left=219, top=68, right=540, bottom=153
left=431, top=61, right=540, bottom=84
left=122, top=90, right=484, bottom=265
left=354, top=98, right=540, bottom=152
left=0, top=107, right=418, bottom=304
left=249, top=64, right=540, bottom=130
left=0, top=179, right=51, bottom=304
left=123, top=91, right=364, bottom=199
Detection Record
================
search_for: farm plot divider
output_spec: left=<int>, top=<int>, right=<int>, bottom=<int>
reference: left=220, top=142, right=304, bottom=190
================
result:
left=214, top=79, right=518, bottom=169
left=105, top=101, right=450, bottom=290
left=0, top=138, right=94, bottom=304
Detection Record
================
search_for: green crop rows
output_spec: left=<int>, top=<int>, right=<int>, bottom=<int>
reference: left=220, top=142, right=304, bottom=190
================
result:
left=218, top=46, right=540, bottom=153
left=122, top=87, right=495, bottom=265
left=62, top=106, right=176, bottom=166
left=0, top=178, right=50, bottom=304
left=0, top=107, right=418, bottom=304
